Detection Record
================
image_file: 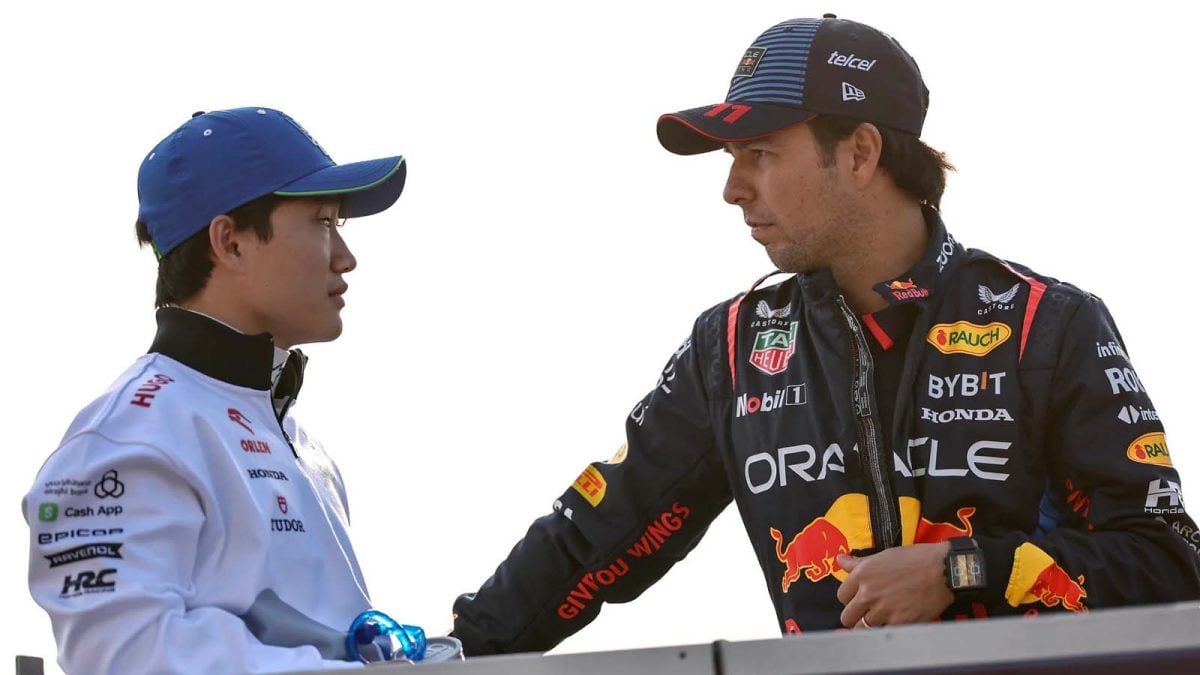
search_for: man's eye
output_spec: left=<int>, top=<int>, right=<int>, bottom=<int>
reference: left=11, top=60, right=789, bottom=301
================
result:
left=752, top=149, right=768, bottom=159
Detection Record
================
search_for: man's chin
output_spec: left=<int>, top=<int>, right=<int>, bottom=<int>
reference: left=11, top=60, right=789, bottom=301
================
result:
left=321, top=321, right=345, bottom=343
left=765, top=250, right=812, bottom=274
left=287, top=322, right=345, bottom=348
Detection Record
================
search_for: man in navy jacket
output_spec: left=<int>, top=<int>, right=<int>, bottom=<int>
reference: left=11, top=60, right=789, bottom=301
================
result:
left=451, top=15, right=1200, bottom=653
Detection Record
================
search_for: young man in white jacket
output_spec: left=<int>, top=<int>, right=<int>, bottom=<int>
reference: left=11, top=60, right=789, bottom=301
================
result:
left=24, top=107, right=408, bottom=673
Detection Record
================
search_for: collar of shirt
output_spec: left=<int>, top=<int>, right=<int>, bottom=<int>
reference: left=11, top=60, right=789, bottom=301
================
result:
left=147, top=307, right=281, bottom=391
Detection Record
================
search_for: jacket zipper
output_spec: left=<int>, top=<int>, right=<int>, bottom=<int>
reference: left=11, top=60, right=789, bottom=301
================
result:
left=276, top=402, right=300, bottom=459
left=273, top=352, right=302, bottom=459
left=274, top=384, right=300, bottom=456
left=835, top=296, right=901, bottom=549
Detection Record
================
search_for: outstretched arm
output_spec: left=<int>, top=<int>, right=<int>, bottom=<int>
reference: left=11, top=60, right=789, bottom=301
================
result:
left=452, top=319, right=733, bottom=655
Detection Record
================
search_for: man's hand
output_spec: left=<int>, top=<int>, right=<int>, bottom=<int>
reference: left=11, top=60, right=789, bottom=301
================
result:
left=835, top=543, right=954, bottom=628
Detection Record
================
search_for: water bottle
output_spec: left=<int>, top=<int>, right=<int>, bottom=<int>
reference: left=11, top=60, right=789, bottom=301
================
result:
left=346, top=610, right=463, bottom=664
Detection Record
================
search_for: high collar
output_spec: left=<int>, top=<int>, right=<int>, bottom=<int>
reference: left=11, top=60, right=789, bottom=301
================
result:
left=791, top=205, right=964, bottom=306
left=148, top=307, right=285, bottom=391
left=869, top=205, right=965, bottom=307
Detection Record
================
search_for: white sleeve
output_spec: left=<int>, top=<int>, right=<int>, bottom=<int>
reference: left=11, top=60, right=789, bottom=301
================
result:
left=26, top=433, right=362, bottom=674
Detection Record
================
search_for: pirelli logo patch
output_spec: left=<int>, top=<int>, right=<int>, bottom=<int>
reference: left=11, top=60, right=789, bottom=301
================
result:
left=572, top=465, right=607, bottom=507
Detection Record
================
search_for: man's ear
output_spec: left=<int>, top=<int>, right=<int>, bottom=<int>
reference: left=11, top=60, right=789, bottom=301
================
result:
left=207, top=215, right=245, bottom=272
left=846, top=122, right=883, bottom=189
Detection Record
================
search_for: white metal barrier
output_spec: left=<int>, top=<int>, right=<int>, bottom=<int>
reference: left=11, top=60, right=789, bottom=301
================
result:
left=299, top=602, right=1200, bottom=674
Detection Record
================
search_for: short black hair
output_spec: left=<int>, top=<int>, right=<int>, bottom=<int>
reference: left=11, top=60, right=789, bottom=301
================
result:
left=135, top=193, right=282, bottom=308
left=809, top=115, right=954, bottom=208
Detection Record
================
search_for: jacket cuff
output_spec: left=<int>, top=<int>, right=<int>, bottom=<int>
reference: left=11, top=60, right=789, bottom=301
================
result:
left=974, top=533, right=1021, bottom=607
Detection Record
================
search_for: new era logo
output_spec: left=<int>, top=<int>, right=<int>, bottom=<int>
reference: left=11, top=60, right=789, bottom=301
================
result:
left=841, top=82, right=866, bottom=102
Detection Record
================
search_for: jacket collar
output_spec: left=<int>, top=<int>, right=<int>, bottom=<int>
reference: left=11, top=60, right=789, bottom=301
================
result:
left=147, top=307, right=305, bottom=395
left=790, top=205, right=965, bottom=306
left=869, top=205, right=965, bottom=307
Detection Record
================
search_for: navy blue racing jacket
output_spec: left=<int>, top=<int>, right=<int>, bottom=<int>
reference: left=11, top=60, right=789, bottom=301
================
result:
left=452, top=208, right=1200, bottom=653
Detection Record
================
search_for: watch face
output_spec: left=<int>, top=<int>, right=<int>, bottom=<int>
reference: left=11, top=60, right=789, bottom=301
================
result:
left=950, top=552, right=984, bottom=589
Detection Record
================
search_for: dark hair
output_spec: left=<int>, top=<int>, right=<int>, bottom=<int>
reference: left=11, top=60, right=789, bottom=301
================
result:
left=809, top=115, right=954, bottom=208
left=135, top=193, right=282, bottom=308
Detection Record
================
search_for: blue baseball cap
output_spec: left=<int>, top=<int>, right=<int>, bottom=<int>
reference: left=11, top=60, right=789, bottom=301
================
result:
left=658, top=15, right=929, bottom=155
left=137, top=107, right=407, bottom=258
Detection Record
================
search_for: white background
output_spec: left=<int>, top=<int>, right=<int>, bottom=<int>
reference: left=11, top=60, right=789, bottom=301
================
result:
left=3, top=1, right=1197, bottom=672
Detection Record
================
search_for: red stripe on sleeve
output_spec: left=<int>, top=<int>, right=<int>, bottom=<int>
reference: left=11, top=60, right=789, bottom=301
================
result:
left=727, top=271, right=795, bottom=387
left=727, top=295, right=745, bottom=386
left=1000, top=263, right=1048, bottom=362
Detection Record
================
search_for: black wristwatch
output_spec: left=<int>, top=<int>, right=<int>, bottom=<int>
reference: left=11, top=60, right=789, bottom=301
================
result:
left=944, top=537, right=987, bottom=598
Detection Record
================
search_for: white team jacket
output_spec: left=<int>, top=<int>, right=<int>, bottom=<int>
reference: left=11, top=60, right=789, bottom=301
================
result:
left=25, top=309, right=368, bottom=674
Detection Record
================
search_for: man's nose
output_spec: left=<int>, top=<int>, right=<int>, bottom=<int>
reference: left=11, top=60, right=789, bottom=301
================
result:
left=331, top=227, right=358, bottom=274
left=723, top=163, right=752, bottom=206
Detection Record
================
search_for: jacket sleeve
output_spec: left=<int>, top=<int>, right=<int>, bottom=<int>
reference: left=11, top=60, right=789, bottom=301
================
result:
left=25, top=434, right=361, bottom=674
left=451, top=314, right=733, bottom=655
left=976, top=294, right=1200, bottom=612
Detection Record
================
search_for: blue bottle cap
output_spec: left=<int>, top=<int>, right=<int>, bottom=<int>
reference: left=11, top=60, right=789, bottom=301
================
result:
left=346, top=609, right=427, bottom=663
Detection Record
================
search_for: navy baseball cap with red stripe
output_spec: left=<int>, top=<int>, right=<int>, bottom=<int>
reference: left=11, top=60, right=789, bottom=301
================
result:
left=657, top=14, right=929, bottom=155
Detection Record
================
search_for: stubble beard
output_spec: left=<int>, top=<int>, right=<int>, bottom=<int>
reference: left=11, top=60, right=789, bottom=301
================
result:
left=766, top=188, right=859, bottom=275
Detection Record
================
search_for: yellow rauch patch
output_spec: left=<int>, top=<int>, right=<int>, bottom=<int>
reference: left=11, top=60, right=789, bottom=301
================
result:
left=927, top=321, right=1012, bottom=356
left=1127, top=432, right=1171, bottom=466
left=572, top=465, right=607, bottom=507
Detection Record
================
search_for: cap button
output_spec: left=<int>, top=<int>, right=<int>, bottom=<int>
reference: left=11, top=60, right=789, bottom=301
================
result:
left=823, top=12, right=837, bottom=18
left=191, top=111, right=206, bottom=118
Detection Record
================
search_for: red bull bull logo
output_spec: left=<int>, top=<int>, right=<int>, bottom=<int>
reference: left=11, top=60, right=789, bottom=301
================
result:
left=1027, top=564, right=1087, bottom=612
left=914, top=507, right=975, bottom=543
left=897, top=497, right=975, bottom=545
left=1006, top=542, right=1088, bottom=612
left=770, top=519, right=849, bottom=590
left=768, top=494, right=872, bottom=591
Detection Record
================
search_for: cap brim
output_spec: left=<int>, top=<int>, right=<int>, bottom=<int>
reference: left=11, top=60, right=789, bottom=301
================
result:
left=274, top=156, right=406, bottom=218
left=657, top=103, right=818, bottom=155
